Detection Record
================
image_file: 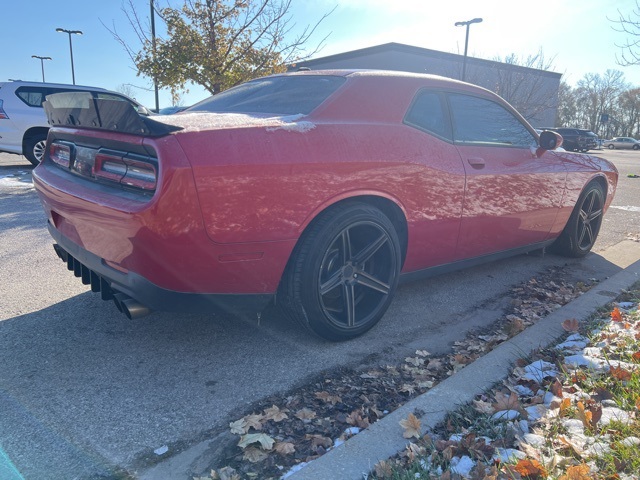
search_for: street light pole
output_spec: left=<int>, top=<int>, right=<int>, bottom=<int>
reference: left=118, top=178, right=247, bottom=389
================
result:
left=150, top=0, right=160, bottom=112
left=31, top=55, right=52, bottom=82
left=454, top=18, right=483, bottom=82
left=56, top=28, right=83, bottom=85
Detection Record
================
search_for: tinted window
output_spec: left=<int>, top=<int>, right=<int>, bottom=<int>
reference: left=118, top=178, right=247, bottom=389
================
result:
left=449, top=94, right=535, bottom=147
left=404, top=91, right=451, bottom=140
left=189, top=76, right=346, bottom=115
left=16, top=86, right=95, bottom=108
left=16, top=87, right=53, bottom=107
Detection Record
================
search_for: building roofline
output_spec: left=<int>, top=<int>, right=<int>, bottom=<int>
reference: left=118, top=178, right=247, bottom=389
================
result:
left=296, top=42, right=562, bottom=79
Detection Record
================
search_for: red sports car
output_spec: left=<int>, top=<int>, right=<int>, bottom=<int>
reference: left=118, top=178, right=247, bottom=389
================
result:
left=33, top=70, right=617, bottom=340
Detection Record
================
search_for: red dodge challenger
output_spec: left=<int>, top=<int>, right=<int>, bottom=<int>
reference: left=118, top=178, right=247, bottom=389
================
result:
left=33, top=70, right=618, bottom=340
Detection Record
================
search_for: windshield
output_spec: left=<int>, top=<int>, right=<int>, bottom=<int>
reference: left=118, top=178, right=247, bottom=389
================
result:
left=188, top=75, right=345, bottom=116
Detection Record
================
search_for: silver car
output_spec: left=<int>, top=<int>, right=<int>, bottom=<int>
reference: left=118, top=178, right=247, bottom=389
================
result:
left=603, top=137, right=640, bottom=150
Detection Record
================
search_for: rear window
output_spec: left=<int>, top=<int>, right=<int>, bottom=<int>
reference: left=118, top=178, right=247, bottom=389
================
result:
left=16, top=86, right=89, bottom=108
left=188, top=75, right=346, bottom=115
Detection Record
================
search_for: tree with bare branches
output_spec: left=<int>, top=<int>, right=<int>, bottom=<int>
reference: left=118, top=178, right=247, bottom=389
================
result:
left=105, top=0, right=332, bottom=100
left=612, top=0, right=640, bottom=65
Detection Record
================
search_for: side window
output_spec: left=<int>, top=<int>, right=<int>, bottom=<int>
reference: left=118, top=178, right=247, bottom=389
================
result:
left=448, top=93, right=536, bottom=148
left=95, top=93, right=140, bottom=113
left=16, top=87, right=51, bottom=107
left=404, top=91, right=451, bottom=140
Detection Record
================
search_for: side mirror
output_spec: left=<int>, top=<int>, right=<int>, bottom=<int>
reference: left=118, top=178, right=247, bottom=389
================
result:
left=539, top=130, right=563, bottom=150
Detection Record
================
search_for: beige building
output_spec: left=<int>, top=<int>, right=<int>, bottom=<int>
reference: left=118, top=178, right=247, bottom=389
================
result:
left=293, top=43, right=561, bottom=128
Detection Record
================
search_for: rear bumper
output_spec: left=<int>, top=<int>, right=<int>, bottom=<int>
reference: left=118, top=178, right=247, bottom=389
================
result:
left=49, top=222, right=274, bottom=316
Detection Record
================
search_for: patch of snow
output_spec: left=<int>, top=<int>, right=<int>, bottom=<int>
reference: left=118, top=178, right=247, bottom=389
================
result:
left=450, top=455, right=475, bottom=476
left=544, top=392, right=562, bottom=408
left=154, top=111, right=316, bottom=134
left=525, top=405, right=548, bottom=421
left=493, top=448, right=527, bottom=463
left=611, top=205, right=640, bottom=212
left=617, top=302, right=636, bottom=309
left=522, top=360, right=558, bottom=382
left=0, top=177, right=34, bottom=189
left=563, top=354, right=606, bottom=371
left=492, top=410, right=520, bottom=421
left=600, top=407, right=633, bottom=425
left=512, top=385, right=534, bottom=396
left=621, top=436, right=640, bottom=447
left=344, top=426, right=361, bottom=435
left=522, top=433, right=546, bottom=448
left=281, top=462, right=308, bottom=479
left=153, top=445, right=168, bottom=455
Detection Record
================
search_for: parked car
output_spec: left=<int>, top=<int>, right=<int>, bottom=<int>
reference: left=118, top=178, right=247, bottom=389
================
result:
left=33, top=70, right=618, bottom=340
left=541, top=127, right=593, bottom=152
left=158, top=105, right=189, bottom=115
left=578, top=129, right=599, bottom=150
left=0, top=80, right=151, bottom=165
left=603, top=137, right=640, bottom=150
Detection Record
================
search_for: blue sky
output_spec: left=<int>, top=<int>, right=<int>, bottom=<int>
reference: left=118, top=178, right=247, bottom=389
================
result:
left=1, top=0, right=639, bottom=109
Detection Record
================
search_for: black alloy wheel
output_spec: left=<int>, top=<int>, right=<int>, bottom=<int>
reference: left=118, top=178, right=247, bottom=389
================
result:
left=281, top=203, right=401, bottom=340
left=551, top=182, right=605, bottom=258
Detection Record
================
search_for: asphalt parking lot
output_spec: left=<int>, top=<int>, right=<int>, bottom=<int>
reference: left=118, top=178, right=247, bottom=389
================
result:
left=1, top=149, right=640, bottom=479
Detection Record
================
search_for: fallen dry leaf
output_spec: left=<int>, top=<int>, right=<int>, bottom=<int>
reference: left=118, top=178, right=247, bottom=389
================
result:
left=374, top=460, right=393, bottom=479
left=237, top=433, right=275, bottom=450
left=559, top=397, right=571, bottom=416
left=576, top=402, right=594, bottom=429
left=562, top=318, right=580, bottom=332
left=315, top=391, right=342, bottom=405
left=558, top=463, right=591, bottom=480
left=242, top=446, right=269, bottom=463
left=399, top=413, right=421, bottom=439
left=611, top=307, right=623, bottom=322
left=514, top=458, right=547, bottom=478
left=550, top=378, right=564, bottom=398
left=274, top=441, right=295, bottom=455
left=242, top=413, right=264, bottom=431
left=263, top=405, right=288, bottom=422
left=610, top=365, right=632, bottom=381
left=294, top=407, right=316, bottom=422
left=229, top=419, right=248, bottom=435
left=492, top=391, right=521, bottom=412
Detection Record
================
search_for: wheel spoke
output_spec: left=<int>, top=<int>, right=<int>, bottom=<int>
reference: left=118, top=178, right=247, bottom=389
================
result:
left=341, top=229, right=352, bottom=261
left=342, top=283, right=356, bottom=327
left=352, top=233, right=388, bottom=266
left=577, top=223, right=588, bottom=246
left=588, top=208, right=602, bottom=222
left=319, top=270, right=343, bottom=296
left=354, top=270, right=391, bottom=295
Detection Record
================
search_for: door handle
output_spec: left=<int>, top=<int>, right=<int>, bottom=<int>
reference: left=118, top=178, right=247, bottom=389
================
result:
left=467, top=157, right=485, bottom=168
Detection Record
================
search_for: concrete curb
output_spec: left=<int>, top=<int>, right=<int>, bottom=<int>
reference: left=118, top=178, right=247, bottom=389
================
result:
left=287, top=258, right=640, bottom=480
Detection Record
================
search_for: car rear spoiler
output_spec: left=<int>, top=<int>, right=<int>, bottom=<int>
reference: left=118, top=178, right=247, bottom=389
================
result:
left=43, top=92, right=182, bottom=137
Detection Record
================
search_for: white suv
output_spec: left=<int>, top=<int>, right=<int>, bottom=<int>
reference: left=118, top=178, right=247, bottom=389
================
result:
left=0, top=81, right=151, bottom=165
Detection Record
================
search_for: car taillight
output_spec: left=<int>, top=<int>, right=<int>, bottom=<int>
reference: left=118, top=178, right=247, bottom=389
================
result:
left=94, top=153, right=157, bottom=191
left=49, top=142, right=72, bottom=168
left=0, top=100, right=9, bottom=119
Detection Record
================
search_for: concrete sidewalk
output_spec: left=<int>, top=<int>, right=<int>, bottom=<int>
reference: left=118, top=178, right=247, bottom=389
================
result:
left=288, top=250, right=640, bottom=479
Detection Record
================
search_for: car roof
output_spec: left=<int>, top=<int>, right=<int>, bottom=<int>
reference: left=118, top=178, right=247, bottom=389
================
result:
left=0, top=80, right=110, bottom=91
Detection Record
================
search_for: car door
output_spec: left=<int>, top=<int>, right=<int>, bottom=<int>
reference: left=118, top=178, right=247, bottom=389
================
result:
left=448, top=93, right=567, bottom=259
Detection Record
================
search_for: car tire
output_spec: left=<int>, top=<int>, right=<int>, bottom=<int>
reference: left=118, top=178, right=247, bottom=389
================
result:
left=280, top=202, right=401, bottom=341
left=551, top=182, right=605, bottom=258
left=634, top=145, right=639, bottom=150
left=608, top=144, right=615, bottom=150
left=24, top=133, right=47, bottom=166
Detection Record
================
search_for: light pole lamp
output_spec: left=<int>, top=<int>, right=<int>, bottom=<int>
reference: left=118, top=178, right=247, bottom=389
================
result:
left=454, top=17, right=483, bottom=82
left=31, top=55, right=52, bottom=82
left=56, top=27, right=83, bottom=85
